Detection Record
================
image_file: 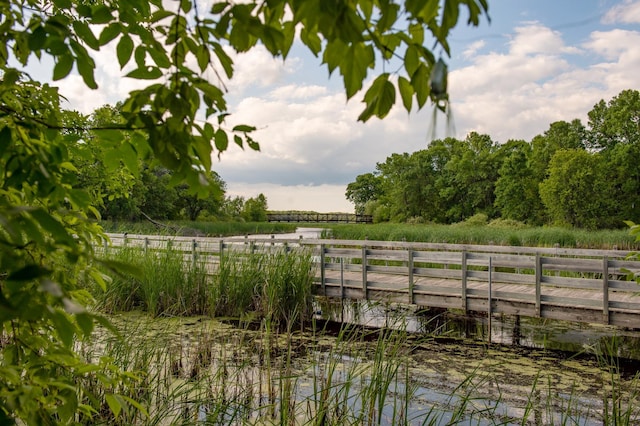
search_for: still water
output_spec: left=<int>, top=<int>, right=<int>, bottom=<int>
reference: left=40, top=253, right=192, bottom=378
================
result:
left=171, top=227, right=640, bottom=424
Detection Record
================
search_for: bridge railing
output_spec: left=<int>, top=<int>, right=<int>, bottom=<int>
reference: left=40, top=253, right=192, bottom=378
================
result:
left=101, top=234, right=640, bottom=329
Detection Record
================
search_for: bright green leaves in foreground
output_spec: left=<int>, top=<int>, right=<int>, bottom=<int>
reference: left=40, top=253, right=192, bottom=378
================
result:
left=0, top=0, right=488, bottom=423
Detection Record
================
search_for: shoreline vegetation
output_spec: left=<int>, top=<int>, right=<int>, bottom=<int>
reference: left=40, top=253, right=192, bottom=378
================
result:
left=82, top=241, right=640, bottom=425
left=101, top=218, right=637, bottom=250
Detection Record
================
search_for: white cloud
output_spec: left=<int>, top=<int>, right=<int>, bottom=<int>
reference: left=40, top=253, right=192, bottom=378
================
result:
left=223, top=45, right=301, bottom=95
left=462, top=40, right=486, bottom=59
left=602, top=0, right=640, bottom=24
left=509, top=23, right=581, bottom=56
left=225, top=182, right=353, bottom=212
left=449, top=22, right=640, bottom=142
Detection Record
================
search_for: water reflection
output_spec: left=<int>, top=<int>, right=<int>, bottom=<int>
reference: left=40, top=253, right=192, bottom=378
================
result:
left=315, top=298, right=640, bottom=362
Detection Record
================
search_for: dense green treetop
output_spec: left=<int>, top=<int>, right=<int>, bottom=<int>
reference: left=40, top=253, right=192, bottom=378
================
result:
left=348, top=89, right=640, bottom=229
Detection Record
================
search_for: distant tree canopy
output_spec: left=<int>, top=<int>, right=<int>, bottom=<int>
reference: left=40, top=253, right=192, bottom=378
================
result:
left=347, top=89, right=640, bottom=229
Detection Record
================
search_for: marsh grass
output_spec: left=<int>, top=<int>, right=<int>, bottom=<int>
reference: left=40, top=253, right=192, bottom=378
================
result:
left=92, top=243, right=315, bottom=327
left=325, top=223, right=636, bottom=249
left=101, top=220, right=297, bottom=237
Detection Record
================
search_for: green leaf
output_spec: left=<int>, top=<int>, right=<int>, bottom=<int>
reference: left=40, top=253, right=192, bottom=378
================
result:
left=51, top=310, right=76, bottom=348
left=53, top=54, right=74, bottom=80
left=398, top=76, right=413, bottom=112
left=73, top=21, right=100, bottom=50
left=232, top=124, right=256, bottom=133
left=340, top=42, right=375, bottom=99
left=411, top=63, right=430, bottom=108
left=105, top=394, right=122, bottom=418
left=358, top=74, right=396, bottom=121
left=30, top=209, right=75, bottom=245
left=99, top=23, right=121, bottom=45
left=300, top=27, right=322, bottom=56
left=120, top=142, right=140, bottom=176
left=76, top=50, right=98, bottom=89
left=7, top=265, right=50, bottom=282
left=214, top=128, right=228, bottom=152
left=28, top=26, right=47, bottom=51
left=75, top=313, right=95, bottom=337
left=91, top=5, right=114, bottom=25
left=211, top=2, right=228, bottom=14
left=148, top=45, right=171, bottom=68
left=234, top=134, right=243, bottom=148
left=126, top=66, right=163, bottom=80
left=212, top=43, right=233, bottom=78
left=404, top=44, right=420, bottom=77
left=195, top=44, right=210, bottom=72
left=116, top=34, right=134, bottom=69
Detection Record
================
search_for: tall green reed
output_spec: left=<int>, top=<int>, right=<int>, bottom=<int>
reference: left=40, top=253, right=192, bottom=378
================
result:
left=91, top=243, right=315, bottom=327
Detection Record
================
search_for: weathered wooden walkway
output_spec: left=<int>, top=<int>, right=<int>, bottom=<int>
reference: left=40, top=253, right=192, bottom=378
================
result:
left=267, top=213, right=373, bottom=224
left=105, top=234, right=640, bottom=329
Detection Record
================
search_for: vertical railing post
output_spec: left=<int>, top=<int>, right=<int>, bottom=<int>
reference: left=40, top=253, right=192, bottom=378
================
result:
left=362, top=243, right=368, bottom=299
left=192, top=239, right=197, bottom=266
left=461, top=251, right=468, bottom=313
left=535, top=253, right=542, bottom=317
left=488, top=256, right=493, bottom=343
left=123, top=233, right=128, bottom=247
left=144, top=237, right=149, bottom=254
left=219, top=239, right=224, bottom=265
left=603, top=256, right=610, bottom=325
left=320, top=243, right=326, bottom=296
left=408, top=248, right=414, bottom=305
left=340, top=257, right=344, bottom=299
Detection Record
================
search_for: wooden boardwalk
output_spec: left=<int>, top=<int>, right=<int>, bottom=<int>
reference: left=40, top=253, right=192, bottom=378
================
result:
left=105, top=234, right=640, bottom=329
left=267, top=212, right=373, bottom=224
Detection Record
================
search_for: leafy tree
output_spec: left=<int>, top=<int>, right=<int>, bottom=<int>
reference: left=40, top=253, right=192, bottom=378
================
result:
left=242, top=193, right=269, bottom=222
left=0, top=0, right=488, bottom=422
left=587, top=89, right=640, bottom=150
left=345, top=172, right=383, bottom=215
left=221, top=195, right=246, bottom=221
left=529, top=119, right=587, bottom=182
left=494, top=140, right=545, bottom=224
left=539, top=149, right=612, bottom=229
left=176, top=171, right=226, bottom=220
left=442, top=132, right=501, bottom=221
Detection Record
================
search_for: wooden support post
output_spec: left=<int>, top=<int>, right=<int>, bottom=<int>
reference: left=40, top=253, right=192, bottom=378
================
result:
left=192, top=239, right=197, bottom=266
left=362, top=244, right=368, bottom=299
left=320, top=244, right=326, bottom=296
left=535, top=253, right=542, bottom=317
left=603, top=256, right=610, bottom=325
left=219, top=239, right=224, bottom=265
left=144, top=237, right=149, bottom=254
left=461, top=251, right=468, bottom=313
left=340, top=257, right=344, bottom=299
left=488, top=256, right=493, bottom=344
left=408, top=248, right=414, bottom=305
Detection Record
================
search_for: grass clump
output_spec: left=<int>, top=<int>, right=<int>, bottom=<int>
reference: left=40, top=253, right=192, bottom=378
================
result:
left=210, top=247, right=316, bottom=328
left=91, top=243, right=315, bottom=328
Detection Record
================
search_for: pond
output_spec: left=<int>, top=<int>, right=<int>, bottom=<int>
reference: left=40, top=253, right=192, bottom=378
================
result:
left=88, top=310, right=640, bottom=425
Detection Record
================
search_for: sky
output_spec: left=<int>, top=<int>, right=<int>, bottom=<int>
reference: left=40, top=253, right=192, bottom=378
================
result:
left=54, top=0, right=640, bottom=213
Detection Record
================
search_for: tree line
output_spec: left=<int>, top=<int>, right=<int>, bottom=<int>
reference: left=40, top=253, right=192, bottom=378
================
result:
left=346, top=89, right=640, bottom=229
left=66, top=104, right=269, bottom=222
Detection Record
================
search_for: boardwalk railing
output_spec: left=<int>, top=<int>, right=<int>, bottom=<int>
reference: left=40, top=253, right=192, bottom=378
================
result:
left=267, top=213, right=373, bottom=224
left=104, top=234, right=640, bottom=329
